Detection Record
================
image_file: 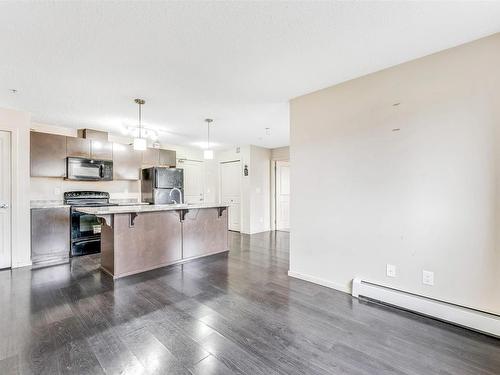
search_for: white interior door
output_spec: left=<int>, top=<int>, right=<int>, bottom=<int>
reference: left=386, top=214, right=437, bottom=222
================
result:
left=0, top=131, right=11, bottom=269
left=179, top=159, right=205, bottom=204
left=220, top=161, right=241, bottom=232
left=276, top=161, right=290, bottom=232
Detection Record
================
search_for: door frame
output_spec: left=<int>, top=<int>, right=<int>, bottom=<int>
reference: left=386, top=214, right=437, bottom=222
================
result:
left=271, top=159, right=290, bottom=231
left=219, top=159, right=242, bottom=232
left=0, top=130, right=12, bottom=269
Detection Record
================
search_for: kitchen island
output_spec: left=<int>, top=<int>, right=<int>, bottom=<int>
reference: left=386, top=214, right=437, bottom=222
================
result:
left=75, top=204, right=229, bottom=279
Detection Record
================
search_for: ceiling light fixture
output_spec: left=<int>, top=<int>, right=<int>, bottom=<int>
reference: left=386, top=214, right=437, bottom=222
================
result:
left=133, top=98, right=147, bottom=151
left=204, top=118, right=214, bottom=160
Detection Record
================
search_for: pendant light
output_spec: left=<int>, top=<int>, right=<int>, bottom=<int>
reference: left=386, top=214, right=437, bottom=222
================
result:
left=204, top=118, right=214, bottom=160
left=133, top=98, right=147, bottom=151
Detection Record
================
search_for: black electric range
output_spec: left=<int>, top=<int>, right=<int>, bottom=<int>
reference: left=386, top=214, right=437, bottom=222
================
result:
left=64, top=191, right=118, bottom=257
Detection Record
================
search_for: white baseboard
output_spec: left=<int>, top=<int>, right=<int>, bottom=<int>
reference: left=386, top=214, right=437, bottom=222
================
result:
left=287, top=270, right=351, bottom=294
left=352, top=278, right=500, bottom=338
left=11, top=260, right=32, bottom=269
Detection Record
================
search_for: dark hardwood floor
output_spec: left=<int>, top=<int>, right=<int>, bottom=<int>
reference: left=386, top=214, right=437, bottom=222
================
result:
left=0, top=231, right=499, bottom=374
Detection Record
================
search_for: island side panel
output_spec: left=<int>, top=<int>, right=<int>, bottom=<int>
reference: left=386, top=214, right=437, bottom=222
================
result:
left=113, top=210, right=182, bottom=278
left=182, top=207, right=229, bottom=259
left=100, top=220, right=114, bottom=276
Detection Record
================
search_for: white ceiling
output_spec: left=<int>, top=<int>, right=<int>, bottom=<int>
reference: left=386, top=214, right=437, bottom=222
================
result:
left=1, top=2, right=500, bottom=149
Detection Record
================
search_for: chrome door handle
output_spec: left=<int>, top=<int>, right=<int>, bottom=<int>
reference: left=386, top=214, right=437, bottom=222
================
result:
left=0, top=203, right=9, bottom=209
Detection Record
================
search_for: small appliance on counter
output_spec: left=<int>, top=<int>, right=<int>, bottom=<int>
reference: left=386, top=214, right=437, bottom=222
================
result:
left=141, top=167, right=184, bottom=204
left=66, top=157, right=113, bottom=181
left=64, top=191, right=118, bottom=256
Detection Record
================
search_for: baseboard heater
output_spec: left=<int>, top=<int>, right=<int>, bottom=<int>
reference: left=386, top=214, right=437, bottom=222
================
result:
left=352, top=278, right=500, bottom=338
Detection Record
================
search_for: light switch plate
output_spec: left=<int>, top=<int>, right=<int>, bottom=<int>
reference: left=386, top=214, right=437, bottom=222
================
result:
left=423, top=270, right=434, bottom=285
left=386, top=264, right=396, bottom=278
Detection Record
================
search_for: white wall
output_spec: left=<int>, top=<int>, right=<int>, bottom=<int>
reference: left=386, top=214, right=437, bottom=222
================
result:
left=290, top=33, right=500, bottom=315
left=217, top=145, right=271, bottom=234
left=0, top=108, right=32, bottom=267
left=250, top=145, right=271, bottom=233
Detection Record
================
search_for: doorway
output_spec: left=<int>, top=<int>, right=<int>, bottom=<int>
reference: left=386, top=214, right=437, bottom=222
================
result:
left=275, top=160, right=290, bottom=232
left=220, top=160, right=241, bottom=232
left=178, top=159, right=205, bottom=204
left=0, top=131, right=11, bottom=269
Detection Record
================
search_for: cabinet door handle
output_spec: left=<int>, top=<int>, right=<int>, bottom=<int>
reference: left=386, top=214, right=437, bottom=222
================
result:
left=0, top=203, right=9, bottom=209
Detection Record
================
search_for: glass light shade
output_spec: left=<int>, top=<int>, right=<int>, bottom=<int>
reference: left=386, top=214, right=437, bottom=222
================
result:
left=133, top=137, right=147, bottom=151
left=204, top=149, right=214, bottom=160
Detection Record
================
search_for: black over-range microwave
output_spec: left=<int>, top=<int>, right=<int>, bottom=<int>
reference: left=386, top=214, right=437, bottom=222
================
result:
left=66, top=157, right=113, bottom=181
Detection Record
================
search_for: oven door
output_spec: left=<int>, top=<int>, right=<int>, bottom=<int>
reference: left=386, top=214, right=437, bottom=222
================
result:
left=66, top=157, right=103, bottom=181
left=70, top=209, right=102, bottom=256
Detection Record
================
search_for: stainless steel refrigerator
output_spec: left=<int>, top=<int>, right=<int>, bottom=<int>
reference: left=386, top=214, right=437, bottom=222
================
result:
left=141, top=167, right=184, bottom=204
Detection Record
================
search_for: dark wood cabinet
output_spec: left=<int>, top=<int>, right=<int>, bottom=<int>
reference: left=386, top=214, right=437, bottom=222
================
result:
left=142, top=148, right=160, bottom=166
left=31, top=207, right=70, bottom=267
left=159, top=149, right=176, bottom=167
left=66, top=137, right=90, bottom=158
left=66, top=137, right=112, bottom=160
left=91, top=140, right=113, bottom=160
left=113, top=143, right=142, bottom=180
left=30, top=131, right=67, bottom=177
left=142, top=148, right=176, bottom=167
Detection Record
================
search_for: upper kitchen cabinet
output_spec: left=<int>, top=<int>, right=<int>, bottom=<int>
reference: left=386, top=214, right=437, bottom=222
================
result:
left=66, top=136, right=90, bottom=158
left=142, top=147, right=160, bottom=167
left=91, top=140, right=113, bottom=160
left=30, top=131, right=67, bottom=177
left=159, top=149, right=176, bottom=167
left=142, top=148, right=177, bottom=167
left=113, top=143, right=142, bottom=180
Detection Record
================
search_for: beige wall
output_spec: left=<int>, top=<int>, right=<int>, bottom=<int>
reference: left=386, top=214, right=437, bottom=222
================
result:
left=290, top=33, right=500, bottom=314
left=271, top=146, right=289, bottom=161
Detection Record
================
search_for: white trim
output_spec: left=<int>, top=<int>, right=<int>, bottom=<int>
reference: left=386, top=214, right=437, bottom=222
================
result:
left=287, top=270, right=352, bottom=294
left=0, top=109, right=32, bottom=269
left=352, top=278, right=500, bottom=338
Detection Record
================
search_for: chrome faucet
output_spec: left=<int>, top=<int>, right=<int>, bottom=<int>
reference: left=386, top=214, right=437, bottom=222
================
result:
left=169, top=188, right=183, bottom=205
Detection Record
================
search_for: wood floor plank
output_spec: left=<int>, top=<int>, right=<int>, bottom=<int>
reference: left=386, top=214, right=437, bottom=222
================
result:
left=0, top=231, right=498, bottom=375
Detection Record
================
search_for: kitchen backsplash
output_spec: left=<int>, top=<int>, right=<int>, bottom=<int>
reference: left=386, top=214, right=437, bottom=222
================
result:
left=30, top=178, right=141, bottom=201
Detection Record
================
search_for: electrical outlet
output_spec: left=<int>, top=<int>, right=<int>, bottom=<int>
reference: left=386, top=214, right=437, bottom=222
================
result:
left=386, top=264, right=396, bottom=278
left=54, top=187, right=61, bottom=196
left=422, top=270, right=434, bottom=286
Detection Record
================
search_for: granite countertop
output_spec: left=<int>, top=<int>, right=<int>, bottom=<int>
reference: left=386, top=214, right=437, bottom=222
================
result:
left=30, top=200, right=71, bottom=209
left=75, top=203, right=229, bottom=215
left=30, top=199, right=149, bottom=209
left=109, top=200, right=150, bottom=206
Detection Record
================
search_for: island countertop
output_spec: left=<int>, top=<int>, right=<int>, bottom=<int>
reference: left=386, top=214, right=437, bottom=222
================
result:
left=83, top=203, right=229, bottom=279
left=75, top=203, right=229, bottom=215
